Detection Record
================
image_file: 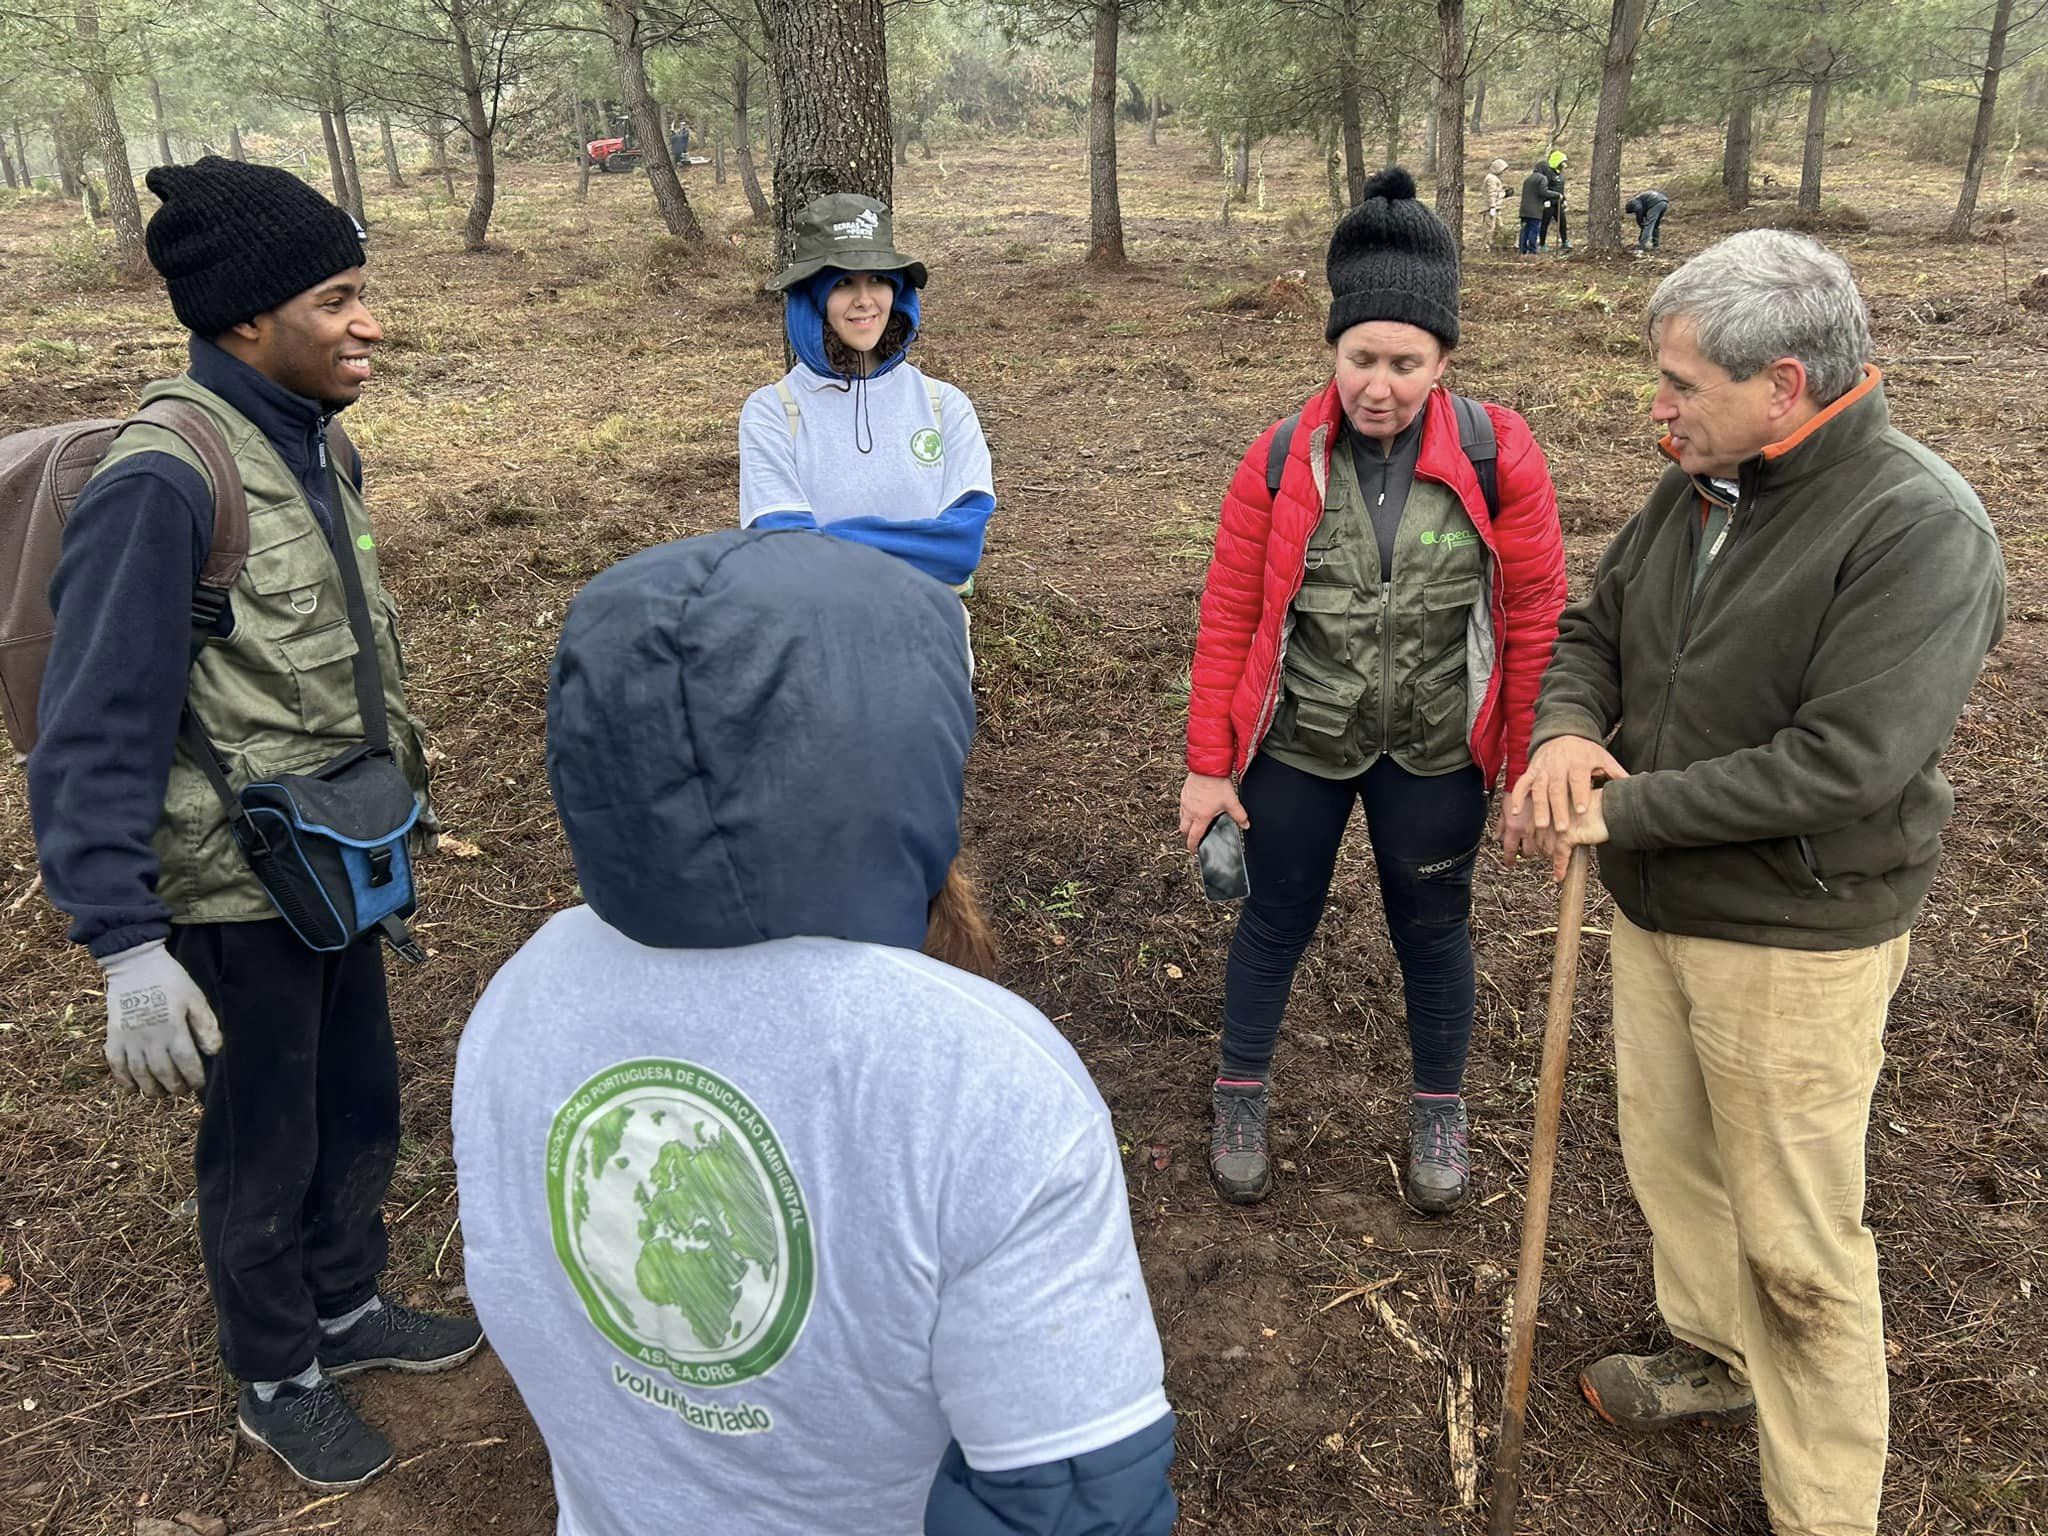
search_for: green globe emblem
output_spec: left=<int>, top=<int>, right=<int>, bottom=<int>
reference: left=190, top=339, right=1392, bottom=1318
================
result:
left=911, top=428, right=944, bottom=465
left=549, top=1059, right=814, bottom=1388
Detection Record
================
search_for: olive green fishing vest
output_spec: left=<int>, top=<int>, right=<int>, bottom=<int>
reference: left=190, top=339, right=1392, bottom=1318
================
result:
left=92, top=377, right=427, bottom=924
left=1263, top=434, right=1486, bottom=780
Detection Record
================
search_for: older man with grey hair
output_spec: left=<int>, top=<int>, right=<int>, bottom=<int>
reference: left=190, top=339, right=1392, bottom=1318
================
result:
left=1507, top=230, right=2005, bottom=1536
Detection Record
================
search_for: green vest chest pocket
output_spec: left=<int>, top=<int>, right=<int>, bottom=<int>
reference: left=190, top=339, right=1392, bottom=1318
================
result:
left=239, top=517, right=343, bottom=639
left=1420, top=572, right=1484, bottom=671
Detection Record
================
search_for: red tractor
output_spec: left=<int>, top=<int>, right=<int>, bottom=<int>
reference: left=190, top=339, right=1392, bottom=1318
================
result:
left=585, top=137, right=642, bottom=174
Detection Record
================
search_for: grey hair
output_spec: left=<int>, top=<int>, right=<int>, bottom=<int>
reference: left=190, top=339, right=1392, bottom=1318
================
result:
left=1645, top=230, right=1872, bottom=404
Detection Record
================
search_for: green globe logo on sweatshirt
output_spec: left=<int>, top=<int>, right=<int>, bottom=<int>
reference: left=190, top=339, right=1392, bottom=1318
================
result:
left=911, top=427, right=944, bottom=465
left=549, top=1059, right=814, bottom=1396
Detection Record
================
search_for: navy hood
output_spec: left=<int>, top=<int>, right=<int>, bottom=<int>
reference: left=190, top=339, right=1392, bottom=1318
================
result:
left=786, top=268, right=921, bottom=381
left=546, top=529, right=975, bottom=952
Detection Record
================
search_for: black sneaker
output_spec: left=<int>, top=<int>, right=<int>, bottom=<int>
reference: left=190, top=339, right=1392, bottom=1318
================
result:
left=1406, top=1096, right=1471, bottom=1213
left=237, top=1378, right=393, bottom=1491
left=1210, top=1079, right=1272, bottom=1204
left=316, top=1300, right=484, bottom=1378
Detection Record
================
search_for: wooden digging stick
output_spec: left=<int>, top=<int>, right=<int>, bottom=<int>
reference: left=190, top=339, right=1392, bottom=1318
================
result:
left=1488, top=843, right=1592, bottom=1536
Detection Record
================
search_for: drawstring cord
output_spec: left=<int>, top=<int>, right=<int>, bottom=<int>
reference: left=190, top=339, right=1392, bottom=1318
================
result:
left=830, top=365, right=877, bottom=456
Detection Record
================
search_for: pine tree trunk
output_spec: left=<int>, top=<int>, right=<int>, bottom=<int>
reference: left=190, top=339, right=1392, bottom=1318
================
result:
left=1947, top=0, right=2015, bottom=239
left=333, top=98, right=366, bottom=221
left=1339, top=0, right=1367, bottom=206
left=1085, top=0, right=1125, bottom=264
left=1, top=141, right=18, bottom=189
left=15, top=122, right=33, bottom=183
left=1146, top=94, right=1159, bottom=147
left=75, top=0, right=145, bottom=271
left=1383, top=93, right=1403, bottom=168
left=572, top=94, right=591, bottom=201
left=732, top=50, right=771, bottom=222
left=1325, top=132, right=1343, bottom=212
left=139, top=33, right=172, bottom=168
left=1722, top=97, right=1753, bottom=209
left=605, top=0, right=704, bottom=240
left=1208, top=130, right=1224, bottom=173
left=895, top=124, right=909, bottom=166
left=714, top=125, right=726, bottom=184
left=229, top=123, right=246, bottom=162
left=1434, top=0, right=1466, bottom=255
left=1232, top=125, right=1249, bottom=200
left=51, top=116, right=83, bottom=199
left=1470, top=73, right=1486, bottom=133
left=1799, top=52, right=1832, bottom=214
left=768, top=0, right=893, bottom=268
left=1586, top=0, right=1650, bottom=252
left=426, top=119, right=456, bottom=198
left=1424, top=101, right=1438, bottom=177
left=319, top=109, right=349, bottom=205
left=379, top=116, right=405, bottom=187
left=447, top=0, right=497, bottom=250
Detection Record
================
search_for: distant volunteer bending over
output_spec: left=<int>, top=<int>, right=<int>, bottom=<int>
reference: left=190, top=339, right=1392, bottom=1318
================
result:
left=455, top=529, right=1175, bottom=1536
left=739, top=193, right=995, bottom=591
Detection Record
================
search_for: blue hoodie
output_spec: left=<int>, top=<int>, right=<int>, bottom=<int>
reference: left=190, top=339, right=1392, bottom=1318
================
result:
left=543, top=530, right=1174, bottom=1536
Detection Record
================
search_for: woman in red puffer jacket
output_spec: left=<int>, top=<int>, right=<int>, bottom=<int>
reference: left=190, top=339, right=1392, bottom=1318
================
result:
left=1179, top=169, right=1567, bottom=1216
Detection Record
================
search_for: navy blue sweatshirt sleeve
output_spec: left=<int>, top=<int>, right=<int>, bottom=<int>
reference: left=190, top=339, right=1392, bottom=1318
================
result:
left=924, top=1413, right=1177, bottom=1536
left=27, top=452, right=214, bottom=957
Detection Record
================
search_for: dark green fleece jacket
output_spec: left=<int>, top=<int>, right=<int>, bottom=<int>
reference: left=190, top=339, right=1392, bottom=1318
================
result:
left=1532, top=370, right=2006, bottom=949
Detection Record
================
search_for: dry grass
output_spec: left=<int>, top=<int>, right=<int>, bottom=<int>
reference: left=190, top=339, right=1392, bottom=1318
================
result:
left=1, top=115, right=2044, bottom=1534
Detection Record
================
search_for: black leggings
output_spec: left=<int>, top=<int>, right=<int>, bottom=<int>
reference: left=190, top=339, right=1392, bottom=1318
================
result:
left=1221, top=754, right=1486, bottom=1094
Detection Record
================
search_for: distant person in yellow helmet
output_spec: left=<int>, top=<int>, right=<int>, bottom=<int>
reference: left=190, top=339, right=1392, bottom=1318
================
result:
left=1540, top=149, right=1571, bottom=253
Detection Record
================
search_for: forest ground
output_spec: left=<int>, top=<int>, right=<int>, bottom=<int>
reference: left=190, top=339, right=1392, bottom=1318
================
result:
left=1, top=119, right=2044, bottom=1535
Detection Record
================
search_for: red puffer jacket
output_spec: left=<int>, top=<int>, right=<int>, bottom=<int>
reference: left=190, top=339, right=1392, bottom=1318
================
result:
left=1186, top=382, right=1567, bottom=788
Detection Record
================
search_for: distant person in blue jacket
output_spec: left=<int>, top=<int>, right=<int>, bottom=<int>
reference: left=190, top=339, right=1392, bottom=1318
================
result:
left=738, top=193, right=996, bottom=593
left=454, top=529, right=1177, bottom=1536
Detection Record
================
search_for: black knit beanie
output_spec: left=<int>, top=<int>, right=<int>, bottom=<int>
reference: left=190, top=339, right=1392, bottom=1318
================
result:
left=144, top=157, right=368, bottom=337
left=1325, top=167, right=1460, bottom=348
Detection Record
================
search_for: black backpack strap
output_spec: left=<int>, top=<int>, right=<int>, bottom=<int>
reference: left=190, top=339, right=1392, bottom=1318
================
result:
left=1451, top=393, right=1500, bottom=520
left=1264, top=411, right=1302, bottom=499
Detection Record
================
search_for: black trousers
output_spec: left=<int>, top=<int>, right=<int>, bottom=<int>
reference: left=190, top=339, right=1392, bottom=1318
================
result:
left=169, top=921, right=399, bottom=1383
left=1221, top=755, right=1486, bottom=1093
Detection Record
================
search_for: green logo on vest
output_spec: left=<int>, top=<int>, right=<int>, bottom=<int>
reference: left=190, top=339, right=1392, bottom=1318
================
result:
left=910, top=428, right=943, bottom=465
left=1421, top=529, right=1479, bottom=549
left=356, top=534, right=375, bottom=551
left=549, top=1058, right=813, bottom=1411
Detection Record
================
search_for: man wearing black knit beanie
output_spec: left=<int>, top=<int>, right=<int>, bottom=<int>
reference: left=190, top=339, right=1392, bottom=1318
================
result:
left=28, top=157, right=481, bottom=1491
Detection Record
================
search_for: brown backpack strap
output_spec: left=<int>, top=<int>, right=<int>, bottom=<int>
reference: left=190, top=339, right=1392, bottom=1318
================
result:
left=325, top=421, right=360, bottom=489
left=130, top=398, right=249, bottom=592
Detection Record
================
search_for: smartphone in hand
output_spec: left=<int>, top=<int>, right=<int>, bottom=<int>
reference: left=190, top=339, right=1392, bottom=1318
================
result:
left=1197, top=814, right=1249, bottom=903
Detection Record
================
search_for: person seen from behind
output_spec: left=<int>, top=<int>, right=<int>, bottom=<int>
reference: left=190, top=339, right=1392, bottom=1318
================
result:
left=1540, top=149, right=1571, bottom=252
left=1517, top=161, right=1552, bottom=255
left=739, top=193, right=995, bottom=595
left=455, top=529, right=1176, bottom=1536
left=1512, top=229, right=2006, bottom=1536
left=1179, top=168, right=1567, bottom=1215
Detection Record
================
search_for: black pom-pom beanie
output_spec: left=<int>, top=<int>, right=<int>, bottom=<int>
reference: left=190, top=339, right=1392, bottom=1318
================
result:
left=144, top=157, right=368, bottom=337
left=1325, top=166, right=1460, bottom=348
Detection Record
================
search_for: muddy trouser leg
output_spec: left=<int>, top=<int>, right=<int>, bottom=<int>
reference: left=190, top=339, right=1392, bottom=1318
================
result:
left=174, top=922, right=400, bottom=1383
left=1613, top=914, right=1909, bottom=1536
left=1358, top=759, right=1485, bottom=1095
left=1218, top=754, right=1362, bottom=1081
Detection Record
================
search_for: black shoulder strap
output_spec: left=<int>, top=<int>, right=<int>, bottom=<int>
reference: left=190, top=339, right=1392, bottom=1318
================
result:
left=1450, top=393, right=1500, bottom=520
left=1264, top=411, right=1302, bottom=498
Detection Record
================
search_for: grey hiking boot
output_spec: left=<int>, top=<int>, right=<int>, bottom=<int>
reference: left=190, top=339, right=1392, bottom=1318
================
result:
left=1581, top=1343, right=1756, bottom=1432
left=1406, top=1096, right=1470, bottom=1213
left=237, top=1378, right=393, bottom=1491
left=317, top=1299, right=484, bottom=1378
left=1209, top=1079, right=1271, bottom=1204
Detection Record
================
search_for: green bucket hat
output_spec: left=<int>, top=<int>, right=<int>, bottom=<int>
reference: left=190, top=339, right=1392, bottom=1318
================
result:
left=766, top=192, right=928, bottom=293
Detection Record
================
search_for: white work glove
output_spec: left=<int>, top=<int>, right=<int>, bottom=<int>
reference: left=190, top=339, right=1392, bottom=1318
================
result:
left=99, top=940, right=222, bottom=1097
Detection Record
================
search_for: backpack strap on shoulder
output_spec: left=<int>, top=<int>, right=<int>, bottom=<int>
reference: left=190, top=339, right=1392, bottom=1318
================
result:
left=326, top=421, right=361, bottom=489
left=773, top=379, right=801, bottom=439
left=924, top=376, right=943, bottom=428
left=129, top=399, right=249, bottom=617
left=1450, top=393, right=1500, bottom=520
left=1264, top=411, right=1303, bottom=499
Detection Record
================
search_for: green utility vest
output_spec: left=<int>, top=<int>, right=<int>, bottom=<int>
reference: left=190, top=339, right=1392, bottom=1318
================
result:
left=1263, top=433, right=1487, bottom=780
left=93, top=377, right=428, bottom=924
